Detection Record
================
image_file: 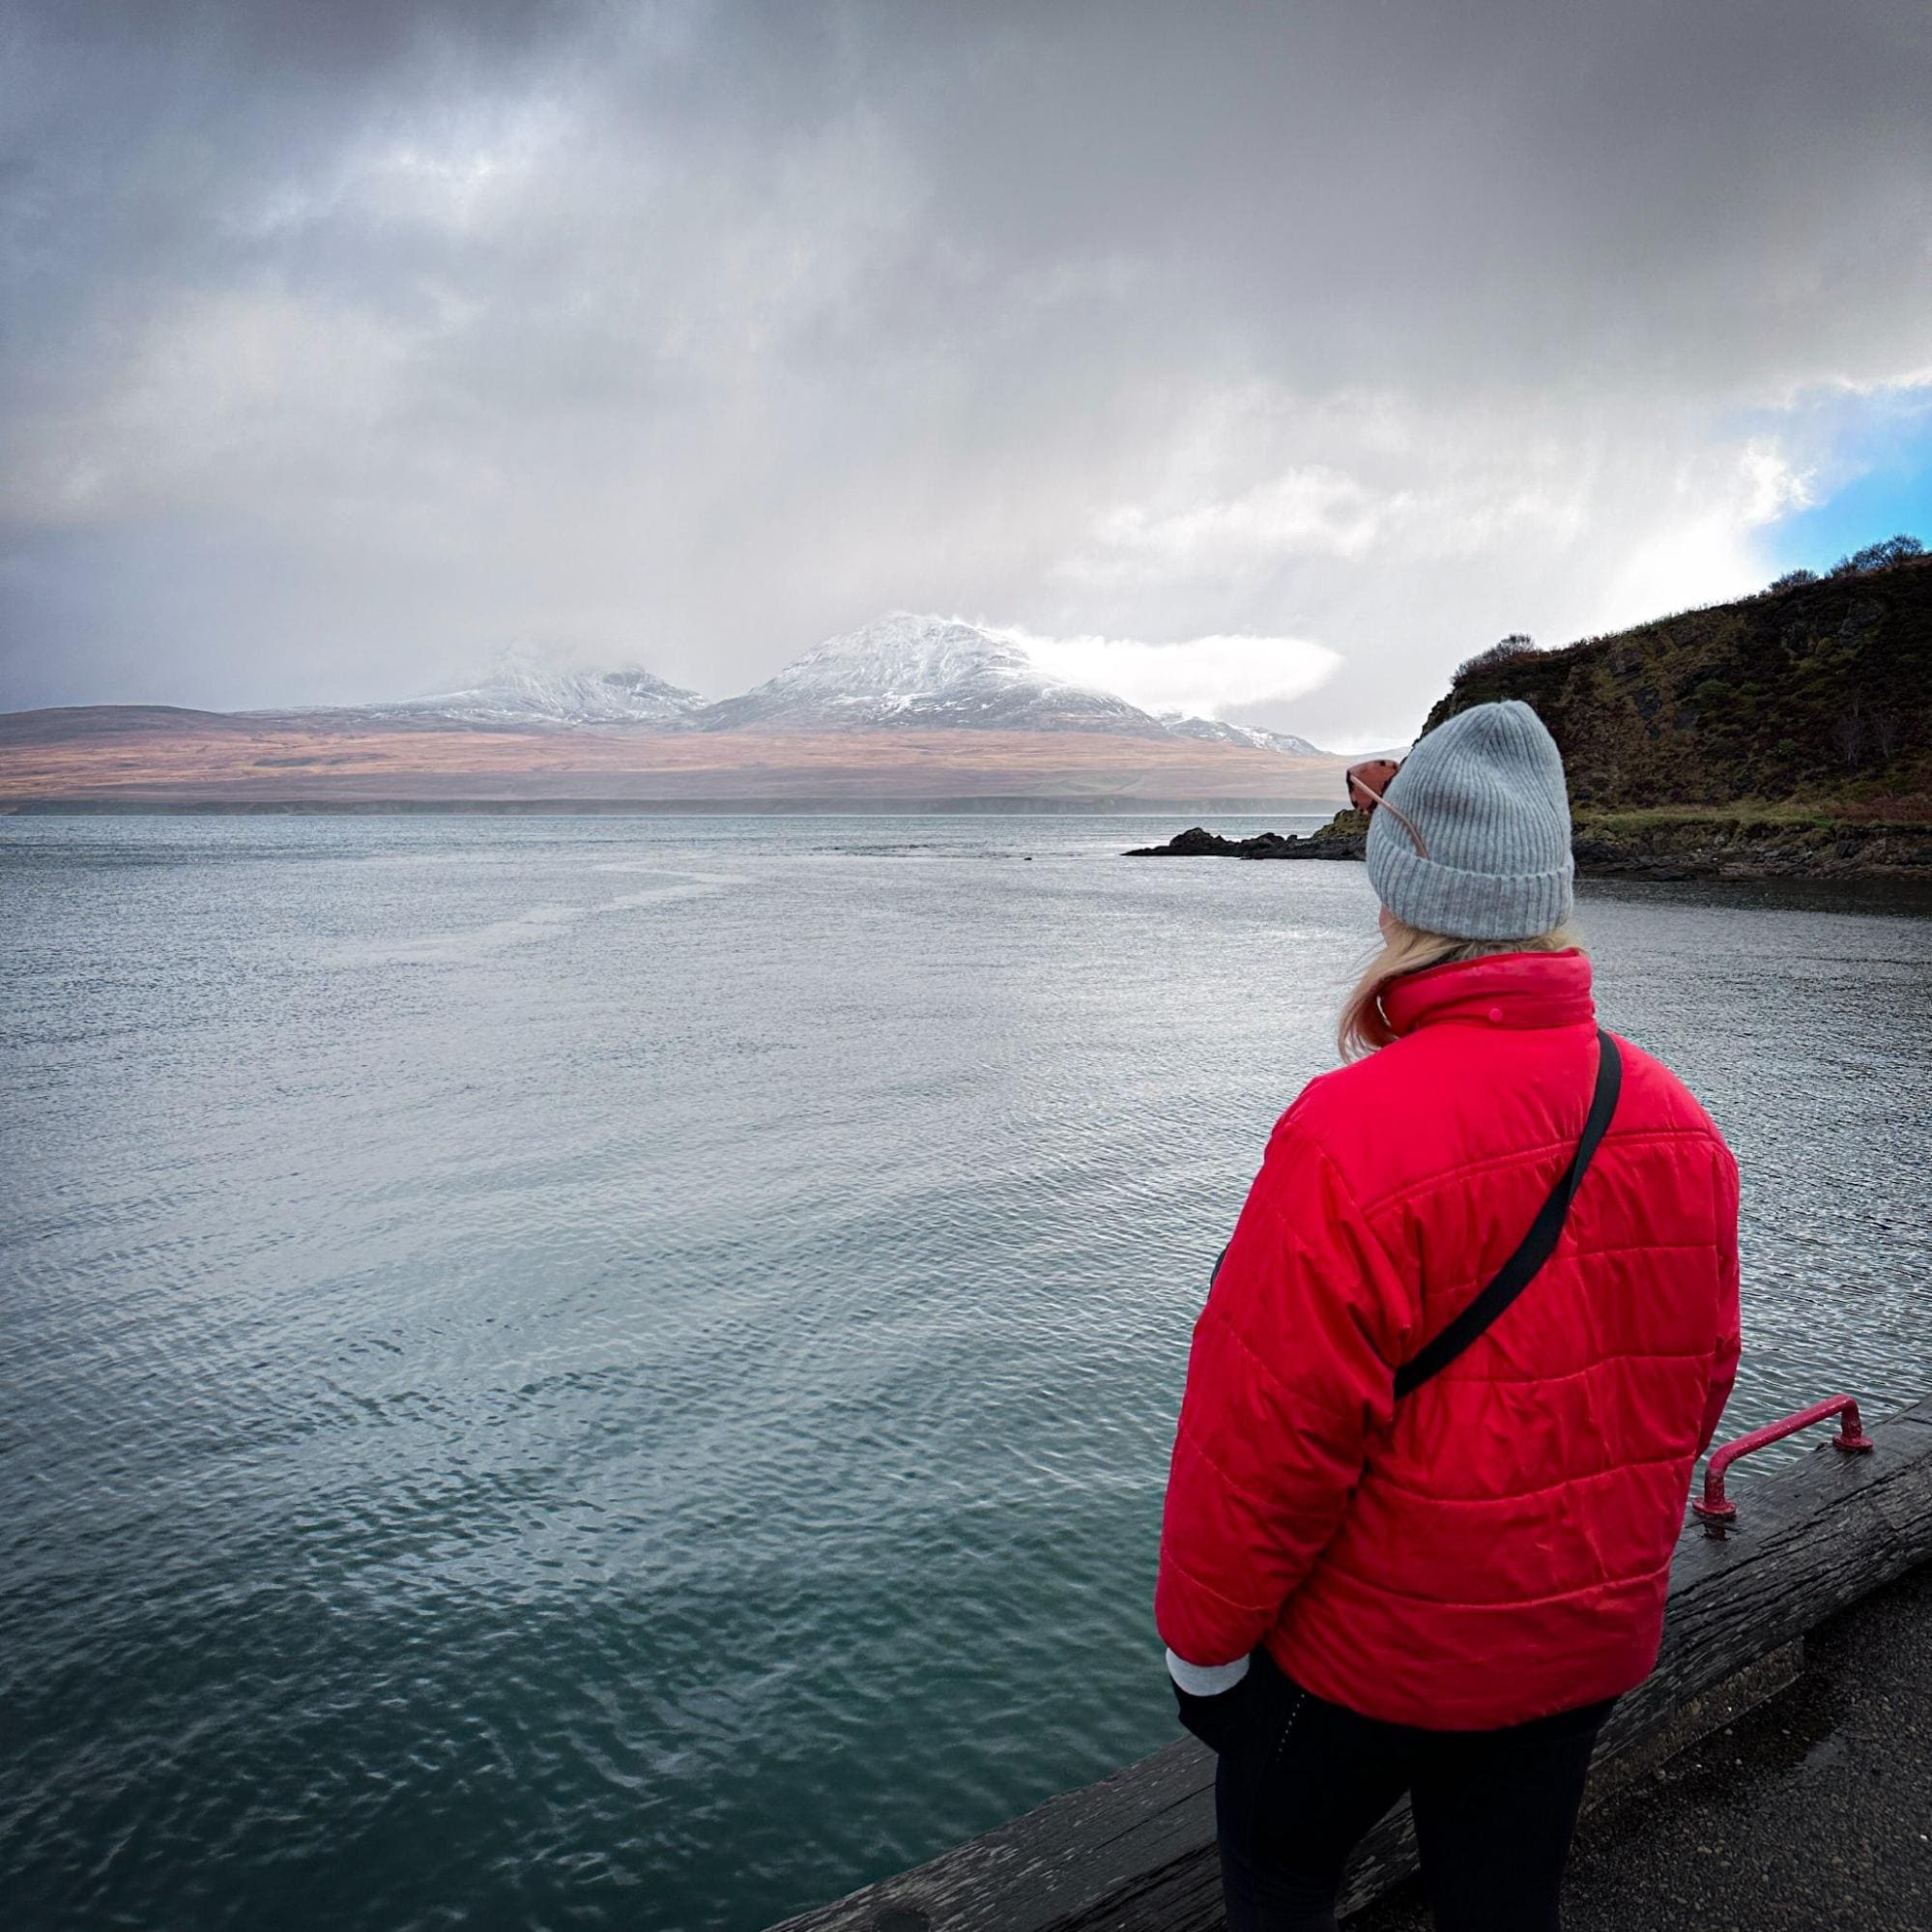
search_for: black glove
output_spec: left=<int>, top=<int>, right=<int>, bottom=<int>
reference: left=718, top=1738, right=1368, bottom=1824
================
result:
left=1170, top=1644, right=1294, bottom=1755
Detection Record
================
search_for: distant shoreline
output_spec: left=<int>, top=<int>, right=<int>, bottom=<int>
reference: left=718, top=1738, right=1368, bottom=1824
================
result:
left=0, top=794, right=1339, bottom=818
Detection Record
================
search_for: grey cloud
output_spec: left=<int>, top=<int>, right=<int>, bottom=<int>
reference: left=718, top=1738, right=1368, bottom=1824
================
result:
left=3, top=0, right=1929, bottom=740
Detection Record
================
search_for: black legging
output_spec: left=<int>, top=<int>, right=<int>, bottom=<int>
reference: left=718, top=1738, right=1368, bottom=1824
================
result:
left=1214, top=1668, right=1613, bottom=1932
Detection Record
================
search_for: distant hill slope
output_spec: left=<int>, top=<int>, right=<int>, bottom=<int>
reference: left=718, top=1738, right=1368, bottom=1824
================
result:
left=0, top=706, right=1351, bottom=809
left=1424, top=558, right=1932, bottom=811
left=329, top=661, right=707, bottom=728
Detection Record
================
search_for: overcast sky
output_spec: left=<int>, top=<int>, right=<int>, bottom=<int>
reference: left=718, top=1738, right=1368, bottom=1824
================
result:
left=4, top=1, right=1929, bottom=748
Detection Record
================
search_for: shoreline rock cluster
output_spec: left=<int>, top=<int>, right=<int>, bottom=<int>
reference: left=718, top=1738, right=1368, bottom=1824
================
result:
left=1124, top=817, right=1370, bottom=861
left=1126, top=814, right=1932, bottom=879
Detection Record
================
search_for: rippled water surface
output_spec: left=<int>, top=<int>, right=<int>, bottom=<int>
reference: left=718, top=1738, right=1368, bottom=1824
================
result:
left=3, top=814, right=1929, bottom=1932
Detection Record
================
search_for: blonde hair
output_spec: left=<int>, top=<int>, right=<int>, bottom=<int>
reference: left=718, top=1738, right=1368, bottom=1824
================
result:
left=1337, top=916, right=1580, bottom=1061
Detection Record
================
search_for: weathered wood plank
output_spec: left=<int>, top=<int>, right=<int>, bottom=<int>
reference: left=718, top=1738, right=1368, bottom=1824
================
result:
left=768, top=1397, right=1932, bottom=1932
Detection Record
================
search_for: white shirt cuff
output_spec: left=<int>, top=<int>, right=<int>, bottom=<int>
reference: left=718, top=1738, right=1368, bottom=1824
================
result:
left=1165, top=1648, right=1251, bottom=1696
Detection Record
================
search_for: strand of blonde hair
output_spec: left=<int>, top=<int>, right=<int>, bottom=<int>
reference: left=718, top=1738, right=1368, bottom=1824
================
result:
left=1337, top=917, right=1580, bottom=1061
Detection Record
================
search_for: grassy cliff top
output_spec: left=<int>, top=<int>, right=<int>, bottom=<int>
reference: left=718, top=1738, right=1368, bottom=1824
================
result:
left=1423, top=557, right=1932, bottom=816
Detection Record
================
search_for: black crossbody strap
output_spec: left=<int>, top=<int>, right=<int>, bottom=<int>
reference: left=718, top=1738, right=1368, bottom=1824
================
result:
left=1392, top=1028, right=1623, bottom=1400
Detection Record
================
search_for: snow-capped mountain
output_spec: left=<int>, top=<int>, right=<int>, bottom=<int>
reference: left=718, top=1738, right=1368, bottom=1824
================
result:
left=1159, top=713, right=1326, bottom=757
left=695, top=614, right=1162, bottom=735
left=336, top=657, right=706, bottom=729
left=265, top=618, right=1329, bottom=752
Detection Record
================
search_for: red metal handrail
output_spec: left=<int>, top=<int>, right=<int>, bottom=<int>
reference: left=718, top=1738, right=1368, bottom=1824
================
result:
left=1691, top=1395, right=1874, bottom=1539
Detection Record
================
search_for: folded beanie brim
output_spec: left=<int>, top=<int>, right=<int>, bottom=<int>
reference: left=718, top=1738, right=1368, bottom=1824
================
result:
left=1367, top=835, right=1574, bottom=940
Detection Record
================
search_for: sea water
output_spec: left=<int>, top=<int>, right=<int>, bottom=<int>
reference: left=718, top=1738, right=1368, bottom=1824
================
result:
left=3, top=814, right=1928, bottom=1931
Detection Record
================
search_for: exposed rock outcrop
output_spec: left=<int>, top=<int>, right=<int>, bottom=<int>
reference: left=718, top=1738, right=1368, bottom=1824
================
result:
left=1125, top=814, right=1369, bottom=860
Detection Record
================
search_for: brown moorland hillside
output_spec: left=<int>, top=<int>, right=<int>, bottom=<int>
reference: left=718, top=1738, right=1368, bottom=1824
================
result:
left=1423, top=555, right=1932, bottom=814
left=0, top=706, right=1351, bottom=810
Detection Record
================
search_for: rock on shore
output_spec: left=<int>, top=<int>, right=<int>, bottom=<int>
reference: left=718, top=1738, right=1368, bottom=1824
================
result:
left=1125, top=816, right=1369, bottom=860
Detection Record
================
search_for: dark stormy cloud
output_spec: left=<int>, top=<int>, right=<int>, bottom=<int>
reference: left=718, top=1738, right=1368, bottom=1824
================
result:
left=4, top=1, right=1929, bottom=744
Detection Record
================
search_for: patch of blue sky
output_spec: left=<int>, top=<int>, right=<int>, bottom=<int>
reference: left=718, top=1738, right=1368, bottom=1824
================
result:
left=1747, top=381, right=1932, bottom=576
left=1770, top=462, right=1931, bottom=573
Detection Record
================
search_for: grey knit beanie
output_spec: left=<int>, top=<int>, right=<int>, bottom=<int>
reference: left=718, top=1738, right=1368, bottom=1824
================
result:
left=1365, top=700, right=1573, bottom=939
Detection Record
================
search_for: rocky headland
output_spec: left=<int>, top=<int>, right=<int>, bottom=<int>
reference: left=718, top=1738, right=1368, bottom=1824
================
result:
left=1131, top=551, right=1932, bottom=881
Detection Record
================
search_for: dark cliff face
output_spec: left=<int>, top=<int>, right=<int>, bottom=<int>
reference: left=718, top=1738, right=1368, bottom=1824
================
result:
left=1423, top=559, right=1932, bottom=811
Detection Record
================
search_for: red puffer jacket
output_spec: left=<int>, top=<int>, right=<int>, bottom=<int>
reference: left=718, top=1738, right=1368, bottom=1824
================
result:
left=1155, top=948, right=1741, bottom=1730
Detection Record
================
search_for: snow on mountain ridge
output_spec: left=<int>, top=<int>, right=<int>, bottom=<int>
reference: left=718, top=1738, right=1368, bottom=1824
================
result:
left=695, top=613, right=1162, bottom=734
left=1158, top=712, right=1326, bottom=757
left=347, top=656, right=706, bottom=727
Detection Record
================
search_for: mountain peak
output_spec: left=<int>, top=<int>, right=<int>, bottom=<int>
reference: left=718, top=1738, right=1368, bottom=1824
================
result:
left=695, top=613, right=1163, bottom=735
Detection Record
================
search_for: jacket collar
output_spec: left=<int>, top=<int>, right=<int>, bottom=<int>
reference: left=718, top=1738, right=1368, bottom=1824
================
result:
left=1379, top=948, right=1596, bottom=1036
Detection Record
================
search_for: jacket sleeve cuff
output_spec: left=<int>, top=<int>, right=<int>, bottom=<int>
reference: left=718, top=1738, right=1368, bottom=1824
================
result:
left=1165, top=1648, right=1251, bottom=1695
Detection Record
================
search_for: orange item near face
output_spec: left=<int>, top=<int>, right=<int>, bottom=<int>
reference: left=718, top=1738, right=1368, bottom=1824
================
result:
left=1345, top=757, right=1428, bottom=856
left=1346, top=758, right=1402, bottom=814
